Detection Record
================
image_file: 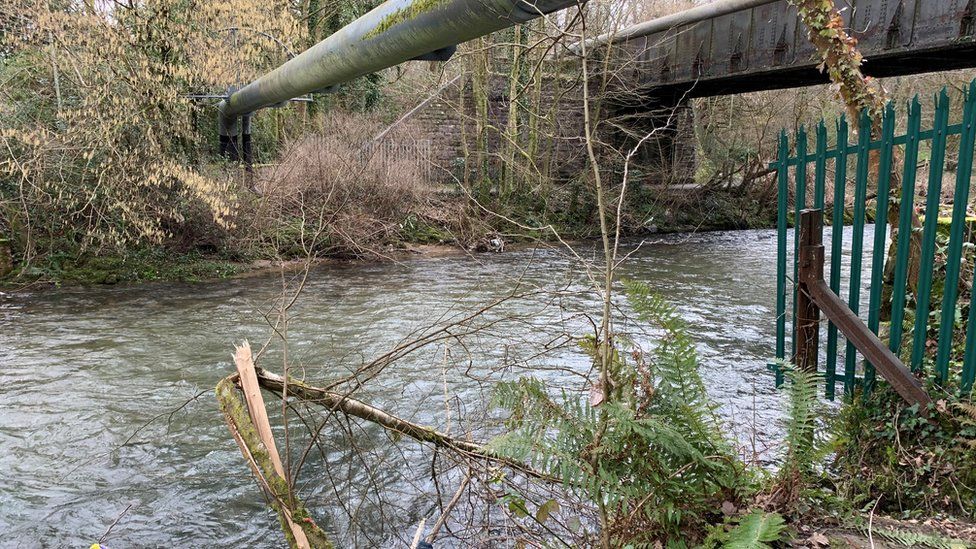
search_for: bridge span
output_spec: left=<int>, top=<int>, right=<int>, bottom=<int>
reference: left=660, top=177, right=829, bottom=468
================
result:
left=616, top=0, right=976, bottom=100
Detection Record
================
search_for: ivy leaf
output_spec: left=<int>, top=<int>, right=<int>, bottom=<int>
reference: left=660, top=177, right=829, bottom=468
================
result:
left=535, top=499, right=559, bottom=524
left=508, top=499, right=529, bottom=518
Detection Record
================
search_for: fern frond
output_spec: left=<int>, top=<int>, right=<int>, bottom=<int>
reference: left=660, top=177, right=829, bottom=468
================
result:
left=623, top=279, right=727, bottom=452
left=865, top=526, right=973, bottom=549
left=724, top=511, right=786, bottom=549
left=489, top=283, right=747, bottom=544
left=955, top=402, right=976, bottom=422
left=781, top=365, right=822, bottom=474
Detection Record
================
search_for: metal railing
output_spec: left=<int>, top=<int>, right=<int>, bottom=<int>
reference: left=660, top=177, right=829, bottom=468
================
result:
left=362, top=139, right=433, bottom=182
left=793, top=209, right=931, bottom=409
left=773, top=78, right=976, bottom=400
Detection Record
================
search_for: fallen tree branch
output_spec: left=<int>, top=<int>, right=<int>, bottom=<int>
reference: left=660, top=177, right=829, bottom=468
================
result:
left=216, top=344, right=559, bottom=546
left=251, top=367, right=555, bottom=482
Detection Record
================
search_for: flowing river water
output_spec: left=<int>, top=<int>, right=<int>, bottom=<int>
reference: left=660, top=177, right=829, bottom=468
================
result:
left=0, top=227, right=874, bottom=547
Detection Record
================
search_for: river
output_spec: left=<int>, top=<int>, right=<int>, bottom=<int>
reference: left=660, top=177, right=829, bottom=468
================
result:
left=0, top=227, right=874, bottom=547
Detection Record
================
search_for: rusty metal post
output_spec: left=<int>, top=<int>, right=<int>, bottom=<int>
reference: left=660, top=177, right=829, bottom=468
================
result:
left=794, top=209, right=824, bottom=373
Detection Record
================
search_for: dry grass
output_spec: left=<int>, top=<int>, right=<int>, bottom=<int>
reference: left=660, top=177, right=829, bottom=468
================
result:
left=247, top=114, right=437, bottom=258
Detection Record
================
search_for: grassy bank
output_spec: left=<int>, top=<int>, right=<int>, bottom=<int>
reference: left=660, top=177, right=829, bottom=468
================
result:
left=3, top=247, right=245, bottom=285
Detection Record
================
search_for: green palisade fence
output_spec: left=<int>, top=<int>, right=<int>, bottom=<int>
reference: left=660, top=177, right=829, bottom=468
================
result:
left=773, top=79, right=976, bottom=398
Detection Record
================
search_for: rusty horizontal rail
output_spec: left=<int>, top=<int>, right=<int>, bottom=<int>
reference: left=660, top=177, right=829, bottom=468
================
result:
left=796, top=209, right=932, bottom=410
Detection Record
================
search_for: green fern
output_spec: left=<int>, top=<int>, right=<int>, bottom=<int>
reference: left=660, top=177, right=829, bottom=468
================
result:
left=780, top=365, right=822, bottom=475
left=866, top=526, right=973, bottom=549
left=723, top=511, right=786, bottom=549
left=489, top=282, right=751, bottom=544
left=624, top=280, right=731, bottom=454
left=957, top=402, right=976, bottom=422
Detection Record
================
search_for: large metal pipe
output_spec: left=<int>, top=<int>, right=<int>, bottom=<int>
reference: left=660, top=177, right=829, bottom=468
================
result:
left=571, top=0, right=781, bottom=53
left=219, top=0, right=577, bottom=125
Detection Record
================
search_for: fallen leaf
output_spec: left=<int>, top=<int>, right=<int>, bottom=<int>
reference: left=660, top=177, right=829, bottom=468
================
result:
left=809, top=532, right=829, bottom=546
left=589, top=384, right=604, bottom=407
left=721, top=501, right=736, bottom=516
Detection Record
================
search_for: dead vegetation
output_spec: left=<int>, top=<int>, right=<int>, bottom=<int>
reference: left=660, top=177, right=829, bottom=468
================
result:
left=245, top=114, right=433, bottom=258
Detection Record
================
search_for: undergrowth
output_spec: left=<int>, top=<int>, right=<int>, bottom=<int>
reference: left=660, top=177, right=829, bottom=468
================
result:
left=832, top=384, right=976, bottom=520
left=488, top=281, right=793, bottom=546
left=4, top=244, right=244, bottom=284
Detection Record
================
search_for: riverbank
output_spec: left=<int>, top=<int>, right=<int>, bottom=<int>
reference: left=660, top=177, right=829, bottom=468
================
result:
left=1, top=187, right=777, bottom=287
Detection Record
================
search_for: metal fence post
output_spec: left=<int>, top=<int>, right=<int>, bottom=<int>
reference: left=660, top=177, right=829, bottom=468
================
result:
left=911, top=89, right=951, bottom=373
left=791, top=127, right=808, bottom=361
left=889, top=97, right=923, bottom=356
left=843, top=111, right=873, bottom=395
left=865, top=102, right=897, bottom=393
left=775, top=131, right=790, bottom=386
left=935, top=81, right=976, bottom=385
left=825, top=116, right=849, bottom=399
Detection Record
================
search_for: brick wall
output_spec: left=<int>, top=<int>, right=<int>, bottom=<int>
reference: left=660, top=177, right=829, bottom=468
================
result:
left=402, top=64, right=696, bottom=186
left=409, top=73, right=588, bottom=183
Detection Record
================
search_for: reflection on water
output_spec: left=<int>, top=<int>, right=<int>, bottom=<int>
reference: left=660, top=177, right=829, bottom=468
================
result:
left=0, top=226, right=875, bottom=546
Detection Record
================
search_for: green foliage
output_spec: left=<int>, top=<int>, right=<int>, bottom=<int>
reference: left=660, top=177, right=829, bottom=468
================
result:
left=865, top=526, right=973, bottom=549
left=780, top=366, right=823, bottom=477
left=5, top=245, right=244, bottom=284
left=399, top=214, right=454, bottom=244
left=723, top=511, right=786, bottom=549
left=489, top=282, right=753, bottom=544
left=831, top=385, right=976, bottom=519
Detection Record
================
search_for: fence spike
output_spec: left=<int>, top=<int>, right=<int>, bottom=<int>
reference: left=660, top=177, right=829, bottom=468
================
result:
left=775, top=131, right=790, bottom=386
left=863, top=102, right=898, bottom=393
left=825, top=115, right=850, bottom=400
left=814, top=121, right=828, bottom=210
left=934, top=80, right=976, bottom=385
left=791, top=126, right=809, bottom=363
left=889, top=97, right=923, bottom=357
left=911, top=89, right=952, bottom=374
left=841, top=110, right=873, bottom=395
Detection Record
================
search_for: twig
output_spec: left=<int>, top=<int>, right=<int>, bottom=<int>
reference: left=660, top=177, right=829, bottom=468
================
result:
left=409, top=517, right=428, bottom=549
left=98, top=502, right=134, bottom=544
left=868, top=497, right=880, bottom=549
left=426, top=472, right=471, bottom=543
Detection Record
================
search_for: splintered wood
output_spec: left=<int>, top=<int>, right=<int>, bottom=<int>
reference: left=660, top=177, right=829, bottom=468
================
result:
left=231, top=340, right=312, bottom=549
left=233, top=341, right=286, bottom=476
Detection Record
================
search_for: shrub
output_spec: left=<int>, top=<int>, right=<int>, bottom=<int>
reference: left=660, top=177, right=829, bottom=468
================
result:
left=489, top=281, right=753, bottom=545
left=245, top=114, right=435, bottom=257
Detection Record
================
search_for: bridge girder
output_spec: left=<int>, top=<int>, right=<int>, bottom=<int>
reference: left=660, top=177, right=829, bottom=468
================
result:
left=619, top=0, right=976, bottom=99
